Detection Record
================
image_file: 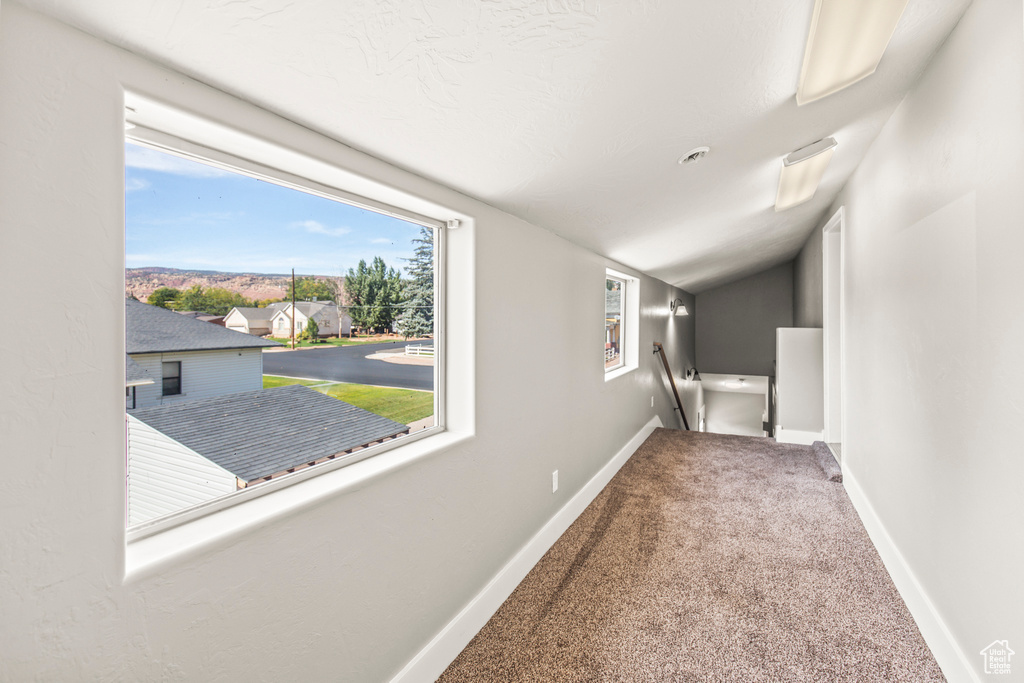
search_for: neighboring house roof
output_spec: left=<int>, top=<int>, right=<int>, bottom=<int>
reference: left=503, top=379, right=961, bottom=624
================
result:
left=125, top=355, right=155, bottom=387
left=226, top=307, right=273, bottom=324
left=128, top=385, right=410, bottom=481
left=268, top=301, right=338, bottom=318
left=177, top=311, right=225, bottom=323
left=127, top=299, right=280, bottom=354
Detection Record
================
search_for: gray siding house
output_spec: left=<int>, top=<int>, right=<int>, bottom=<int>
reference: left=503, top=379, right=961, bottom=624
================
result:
left=127, top=299, right=279, bottom=409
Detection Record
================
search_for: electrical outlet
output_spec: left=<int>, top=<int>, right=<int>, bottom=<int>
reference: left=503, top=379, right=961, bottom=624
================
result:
left=552, top=470, right=559, bottom=493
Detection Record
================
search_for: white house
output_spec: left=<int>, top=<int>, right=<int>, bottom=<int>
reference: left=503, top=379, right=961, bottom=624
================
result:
left=126, top=299, right=279, bottom=408
left=223, top=306, right=273, bottom=336
left=266, top=301, right=350, bottom=338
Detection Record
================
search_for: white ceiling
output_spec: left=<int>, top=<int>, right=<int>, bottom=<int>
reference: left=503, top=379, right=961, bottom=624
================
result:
left=21, top=0, right=970, bottom=292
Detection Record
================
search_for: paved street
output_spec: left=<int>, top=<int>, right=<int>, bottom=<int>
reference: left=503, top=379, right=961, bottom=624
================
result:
left=261, top=341, right=434, bottom=391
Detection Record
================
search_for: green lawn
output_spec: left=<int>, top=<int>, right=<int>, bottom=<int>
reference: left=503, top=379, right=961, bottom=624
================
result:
left=262, top=375, right=434, bottom=425
left=267, top=337, right=408, bottom=348
left=316, top=383, right=434, bottom=425
left=262, top=375, right=322, bottom=388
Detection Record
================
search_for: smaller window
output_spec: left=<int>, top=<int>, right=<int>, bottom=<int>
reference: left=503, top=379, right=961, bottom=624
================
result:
left=605, top=275, right=625, bottom=372
left=604, top=268, right=639, bottom=381
left=162, top=361, right=181, bottom=396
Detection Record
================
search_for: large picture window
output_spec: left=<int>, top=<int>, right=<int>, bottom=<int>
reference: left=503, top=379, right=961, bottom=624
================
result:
left=124, top=102, right=444, bottom=532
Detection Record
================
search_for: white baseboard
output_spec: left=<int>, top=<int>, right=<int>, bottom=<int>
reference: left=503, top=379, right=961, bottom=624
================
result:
left=390, top=415, right=664, bottom=683
left=775, top=427, right=823, bottom=445
left=843, top=467, right=979, bottom=683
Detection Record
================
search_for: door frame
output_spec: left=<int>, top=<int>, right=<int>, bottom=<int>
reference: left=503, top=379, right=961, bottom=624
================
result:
left=822, top=206, right=846, bottom=455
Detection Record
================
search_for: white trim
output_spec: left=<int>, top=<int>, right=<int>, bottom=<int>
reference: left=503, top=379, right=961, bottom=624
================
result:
left=774, top=427, right=823, bottom=445
left=604, top=268, right=640, bottom=381
left=822, top=206, right=846, bottom=449
left=390, top=415, right=664, bottom=683
left=843, top=467, right=979, bottom=683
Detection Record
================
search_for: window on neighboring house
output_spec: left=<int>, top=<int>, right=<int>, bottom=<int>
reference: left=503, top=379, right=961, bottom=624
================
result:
left=124, top=95, right=445, bottom=533
left=162, top=361, right=181, bottom=396
left=605, top=268, right=639, bottom=380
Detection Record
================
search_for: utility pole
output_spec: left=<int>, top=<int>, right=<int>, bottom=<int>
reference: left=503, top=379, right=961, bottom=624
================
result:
left=291, top=268, right=296, bottom=349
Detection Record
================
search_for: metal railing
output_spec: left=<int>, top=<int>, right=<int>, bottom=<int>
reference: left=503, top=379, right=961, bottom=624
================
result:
left=653, top=342, right=690, bottom=430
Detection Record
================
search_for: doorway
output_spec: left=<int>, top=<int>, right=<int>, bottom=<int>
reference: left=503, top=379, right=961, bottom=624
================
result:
left=822, top=207, right=845, bottom=462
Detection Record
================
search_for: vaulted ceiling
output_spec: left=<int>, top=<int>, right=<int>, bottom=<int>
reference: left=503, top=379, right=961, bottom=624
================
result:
left=22, top=0, right=971, bottom=292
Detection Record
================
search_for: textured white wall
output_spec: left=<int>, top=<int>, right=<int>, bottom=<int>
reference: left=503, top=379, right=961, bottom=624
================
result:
left=775, top=328, right=823, bottom=437
left=793, top=227, right=823, bottom=328
left=0, top=4, right=695, bottom=680
left=797, top=0, right=1024, bottom=677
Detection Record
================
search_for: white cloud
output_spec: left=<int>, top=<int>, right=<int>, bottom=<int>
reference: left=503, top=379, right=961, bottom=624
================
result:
left=125, top=145, right=230, bottom=177
left=125, top=177, right=150, bottom=192
left=290, top=220, right=351, bottom=237
left=370, top=237, right=393, bottom=244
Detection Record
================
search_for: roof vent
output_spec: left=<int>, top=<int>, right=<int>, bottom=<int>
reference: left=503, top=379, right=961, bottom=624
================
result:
left=678, top=146, right=710, bottom=165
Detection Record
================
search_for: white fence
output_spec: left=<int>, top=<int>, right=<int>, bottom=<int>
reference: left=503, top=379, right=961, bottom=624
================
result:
left=405, top=344, right=435, bottom=357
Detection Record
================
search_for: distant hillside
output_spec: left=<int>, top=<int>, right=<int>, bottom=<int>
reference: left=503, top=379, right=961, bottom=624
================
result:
left=126, top=267, right=341, bottom=303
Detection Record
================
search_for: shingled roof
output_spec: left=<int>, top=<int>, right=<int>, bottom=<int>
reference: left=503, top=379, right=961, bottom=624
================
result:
left=128, top=385, right=410, bottom=481
left=226, top=306, right=273, bottom=323
left=125, top=355, right=154, bottom=387
left=127, top=299, right=279, bottom=354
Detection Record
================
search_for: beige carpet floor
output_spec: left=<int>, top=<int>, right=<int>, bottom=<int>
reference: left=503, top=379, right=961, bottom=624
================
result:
left=438, top=428, right=945, bottom=682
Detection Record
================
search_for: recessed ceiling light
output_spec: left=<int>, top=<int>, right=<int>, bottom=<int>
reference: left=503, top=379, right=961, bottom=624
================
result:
left=678, top=147, right=710, bottom=165
left=775, top=137, right=837, bottom=212
left=796, top=0, right=910, bottom=105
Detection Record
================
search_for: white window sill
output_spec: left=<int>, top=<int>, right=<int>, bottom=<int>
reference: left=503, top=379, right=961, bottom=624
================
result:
left=605, top=364, right=637, bottom=382
left=124, top=428, right=472, bottom=583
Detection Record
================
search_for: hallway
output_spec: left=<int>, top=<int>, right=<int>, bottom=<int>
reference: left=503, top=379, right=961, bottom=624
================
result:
left=439, top=429, right=942, bottom=682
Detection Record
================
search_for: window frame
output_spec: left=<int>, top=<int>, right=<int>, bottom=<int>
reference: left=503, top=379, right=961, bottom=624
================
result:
left=604, top=268, right=640, bottom=382
left=604, top=274, right=626, bottom=373
left=161, top=360, right=181, bottom=396
left=123, top=98, right=449, bottom=542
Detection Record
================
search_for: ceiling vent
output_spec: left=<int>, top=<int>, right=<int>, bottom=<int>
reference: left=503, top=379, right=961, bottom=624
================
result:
left=678, top=146, right=710, bottom=165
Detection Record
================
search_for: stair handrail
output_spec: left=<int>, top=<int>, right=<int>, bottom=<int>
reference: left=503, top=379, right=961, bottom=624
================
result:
left=653, top=342, right=690, bottom=430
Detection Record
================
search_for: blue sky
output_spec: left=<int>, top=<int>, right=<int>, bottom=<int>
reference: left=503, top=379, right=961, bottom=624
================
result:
left=125, top=142, right=420, bottom=277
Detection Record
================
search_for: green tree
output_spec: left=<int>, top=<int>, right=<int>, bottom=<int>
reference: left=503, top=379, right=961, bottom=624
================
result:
left=345, top=256, right=402, bottom=334
left=203, top=287, right=252, bottom=316
left=286, top=276, right=338, bottom=303
left=397, top=227, right=434, bottom=339
left=173, top=284, right=207, bottom=312
left=147, top=286, right=181, bottom=309
left=171, top=285, right=251, bottom=316
left=302, top=317, right=320, bottom=341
